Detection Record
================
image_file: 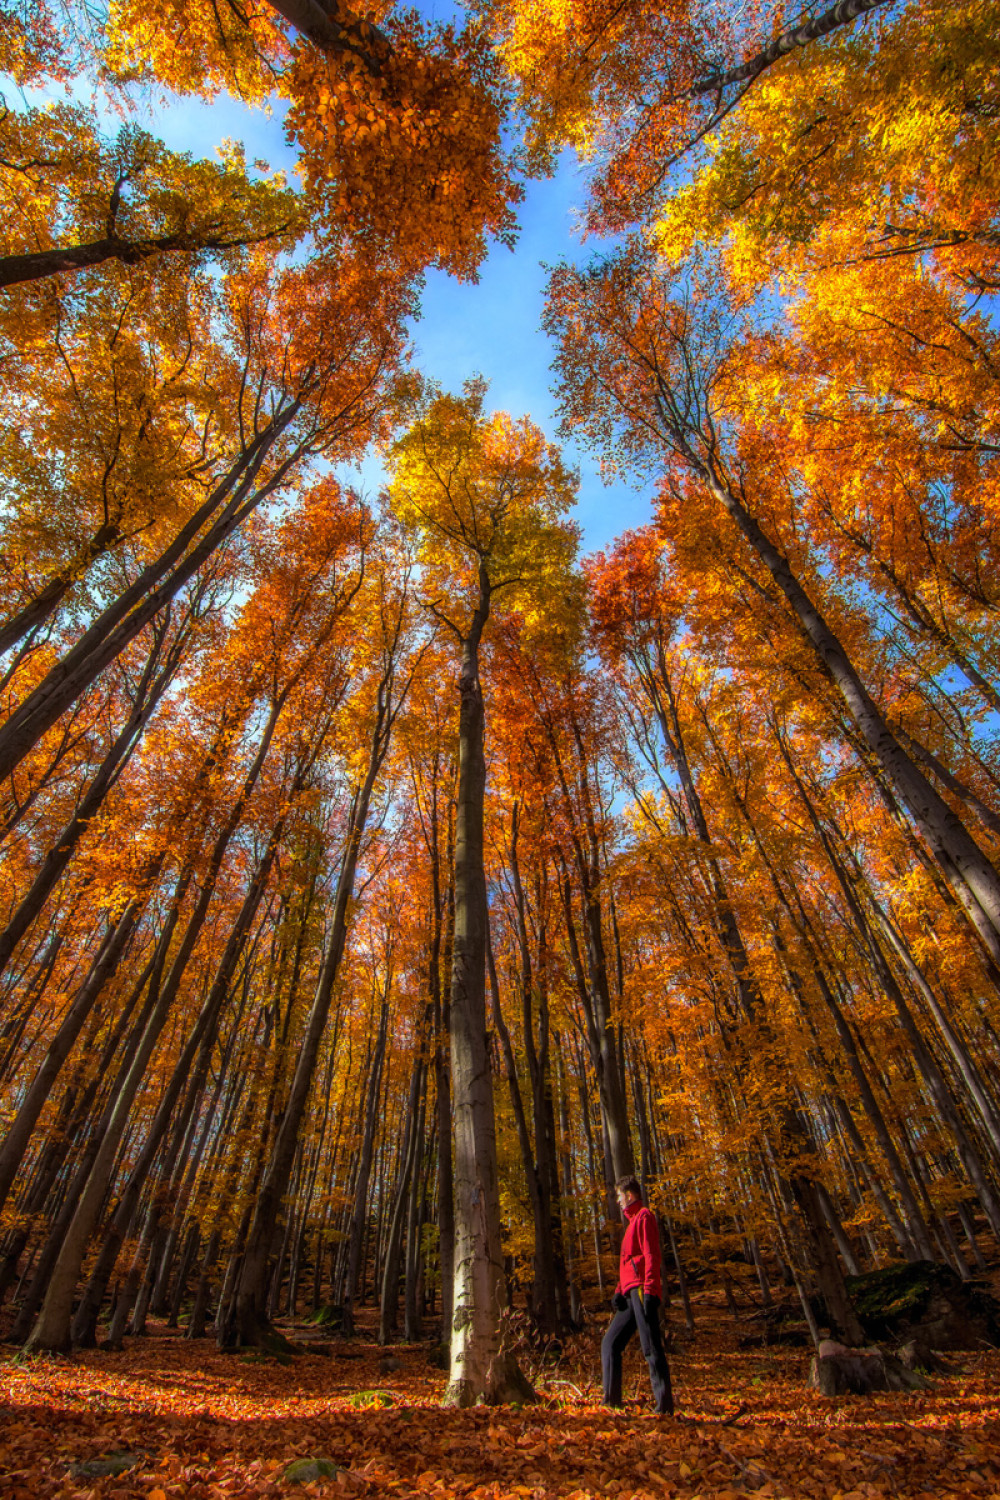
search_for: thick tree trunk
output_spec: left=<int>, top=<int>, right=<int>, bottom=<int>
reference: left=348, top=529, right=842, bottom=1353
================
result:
left=445, top=582, right=533, bottom=1407
left=0, top=227, right=282, bottom=292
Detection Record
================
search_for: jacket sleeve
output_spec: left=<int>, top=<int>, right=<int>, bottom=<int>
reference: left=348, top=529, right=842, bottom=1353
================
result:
left=639, top=1210, right=660, bottom=1294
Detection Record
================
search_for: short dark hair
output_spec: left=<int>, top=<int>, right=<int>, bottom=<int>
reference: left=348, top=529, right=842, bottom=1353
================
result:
left=616, top=1174, right=641, bottom=1198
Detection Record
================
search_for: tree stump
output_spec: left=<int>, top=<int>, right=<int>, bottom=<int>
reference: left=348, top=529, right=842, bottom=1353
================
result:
left=810, top=1340, right=928, bottom=1395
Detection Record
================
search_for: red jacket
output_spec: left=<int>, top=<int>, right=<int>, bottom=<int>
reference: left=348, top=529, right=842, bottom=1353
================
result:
left=617, top=1200, right=662, bottom=1298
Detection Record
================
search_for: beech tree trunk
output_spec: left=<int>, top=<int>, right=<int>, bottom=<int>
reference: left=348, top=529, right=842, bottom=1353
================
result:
left=444, top=570, right=533, bottom=1407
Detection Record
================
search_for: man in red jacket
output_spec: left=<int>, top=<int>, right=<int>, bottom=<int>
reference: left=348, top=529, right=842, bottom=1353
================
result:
left=602, top=1175, right=674, bottom=1414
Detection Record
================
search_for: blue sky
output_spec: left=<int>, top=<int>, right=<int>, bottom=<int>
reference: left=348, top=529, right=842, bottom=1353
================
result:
left=133, top=81, right=657, bottom=556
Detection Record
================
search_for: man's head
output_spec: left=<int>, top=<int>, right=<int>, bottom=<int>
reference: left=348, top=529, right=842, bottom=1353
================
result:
left=615, top=1174, right=641, bottom=1210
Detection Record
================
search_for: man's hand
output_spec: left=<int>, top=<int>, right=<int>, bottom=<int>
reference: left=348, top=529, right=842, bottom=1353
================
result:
left=611, top=1291, right=629, bottom=1312
left=642, top=1293, right=660, bottom=1318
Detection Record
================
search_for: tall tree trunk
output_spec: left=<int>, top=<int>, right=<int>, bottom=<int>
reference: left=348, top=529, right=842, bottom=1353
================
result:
left=379, top=1052, right=424, bottom=1344
left=0, top=890, right=152, bottom=1215
left=697, top=457, right=1000, bottom=966
left=223, top=668, right=397, bottom=1347
left=0, top=609, right=188, bottom=977
left=444, top=571, right=532, bottom=1407
left=24, top=688, right=287, bottom=1352
left=342, top=980, right=391, bottom=1334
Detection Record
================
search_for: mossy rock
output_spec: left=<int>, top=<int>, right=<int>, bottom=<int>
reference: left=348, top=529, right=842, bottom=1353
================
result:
left=283, top=1457, right=342, bottom=1483
left=348, top=1389, right=395, bottom=1408
left=261, top=1328, right=299, bottom=1356
left=68, top=1451, right=147, bottom=1479
left=846, top=1260, right=1000, bottom=1348
left=309, top=1303, right=344, bottom=1329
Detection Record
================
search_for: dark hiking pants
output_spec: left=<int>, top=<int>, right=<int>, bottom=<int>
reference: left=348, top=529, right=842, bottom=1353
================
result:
left=602, top=1289, right=674, bottom=1414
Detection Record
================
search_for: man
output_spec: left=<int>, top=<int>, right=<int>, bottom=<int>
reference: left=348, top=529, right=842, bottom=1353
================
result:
left=602, top=1174, right=674, bottom=1415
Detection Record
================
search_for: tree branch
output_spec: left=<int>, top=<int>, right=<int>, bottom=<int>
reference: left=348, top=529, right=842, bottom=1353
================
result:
left=687, top=0, right=895, bottom=100
left=262, top=0, right=392, bottom=73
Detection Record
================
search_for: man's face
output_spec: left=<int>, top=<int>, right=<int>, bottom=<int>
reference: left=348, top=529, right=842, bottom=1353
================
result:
left=616, top=1187, right=629, bottom=1212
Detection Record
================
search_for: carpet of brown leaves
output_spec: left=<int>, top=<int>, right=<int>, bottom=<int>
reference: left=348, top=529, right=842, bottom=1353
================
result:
left=2, top=1289, right=999, bottom=1500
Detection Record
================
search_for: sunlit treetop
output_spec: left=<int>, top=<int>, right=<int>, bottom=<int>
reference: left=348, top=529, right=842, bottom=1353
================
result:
left=103, top=0, right=523, bottom=278
left=477, top=0, right=998, bottom=280
left=386, top=379, right=581, bottom=638
left=654, top=0, right=1000, bottom=290
left=474, top=0, right=903, bottom=230
left=1, top=0, right=77, bottom=82
left=585, top=526, right=678, bottom=658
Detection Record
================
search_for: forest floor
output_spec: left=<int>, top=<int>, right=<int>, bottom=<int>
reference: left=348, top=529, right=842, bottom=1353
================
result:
left=2, top=1287, right=999, bottom=1500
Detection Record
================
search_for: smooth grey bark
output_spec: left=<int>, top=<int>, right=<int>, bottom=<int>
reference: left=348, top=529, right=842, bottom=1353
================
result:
left=558, top=863, right=633, bottom=1193
left=7, top=953, right=167, bottom=1341
left=625, top=636, right=867, bottom=1338
left=403, top=1070, right=428, bottom=1341
left=70, top=801, right=289, bottom=1344
left=774, top=728, right=1000, bottom=1198
left=415, top=759, right=456, bottom=1340
left=874, top=904, right=1000, bottom=1160
left=554, top=1042, right=584, bottom=1326
left=687, top=0, right=894, bottom=101
left=507, top=825, right=572, bottom=1331
left=0, top=522, right=123, bottom=659
left=783, top=760, right=1000, bottom=1238
left=0, top=890, right=150, bottom=1215
left=893, top=725, right=1000, bottom=838
left=379, top=1050, right=424, bottom=1343
left=444, top=565, right=533, bottom=1407
left=547, top=718, right=635, bottom=1187
left=434, top=820, right=456, bottom=1340
left=696, top=459, right=1000, bottom=967
left=561, top=278, right=1000, bottom=965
